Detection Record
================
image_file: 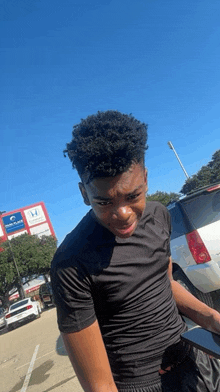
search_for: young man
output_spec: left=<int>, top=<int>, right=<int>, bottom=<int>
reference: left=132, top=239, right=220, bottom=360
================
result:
left=51, top=111, right=220, bottom=392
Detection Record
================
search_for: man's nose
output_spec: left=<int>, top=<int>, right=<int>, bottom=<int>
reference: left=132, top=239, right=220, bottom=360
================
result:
left=112, top=206, right=132, bottom=221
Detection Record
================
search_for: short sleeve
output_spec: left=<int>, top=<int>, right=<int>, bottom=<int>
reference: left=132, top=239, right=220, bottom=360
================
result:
left=166, top=209, right=172, bottom=257
left=51, top=260, right=97, bottom=333
left=162, top=204, right=172, bottom=257
left=159, top=203, right=172, bottom=257
left=150, top=201, right=172, bottom=258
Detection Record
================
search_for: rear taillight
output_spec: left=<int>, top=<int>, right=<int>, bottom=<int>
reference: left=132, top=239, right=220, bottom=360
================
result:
left=6, top=314, right=11, bottom=319
left=26, top=305, right=32, bottom=310
left=186, top=230, right=211, bottom=264
left=207, top=184, right=220, bottom=192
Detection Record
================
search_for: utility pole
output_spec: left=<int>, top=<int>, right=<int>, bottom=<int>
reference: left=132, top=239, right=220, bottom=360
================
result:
left=167, top=141, right=189, bottom=179
left=0, top=211, right=25, bottom=299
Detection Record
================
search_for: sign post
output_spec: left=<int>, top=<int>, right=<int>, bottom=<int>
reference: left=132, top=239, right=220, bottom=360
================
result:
left=0, top=217, right=26, bottom=299
left=0, top=202, right=55, bottom=301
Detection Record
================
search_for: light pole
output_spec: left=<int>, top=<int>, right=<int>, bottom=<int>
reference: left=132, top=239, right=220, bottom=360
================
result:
left=167, top=141, right=189, bottom=179
left=0, top=211, right=25, bottom=299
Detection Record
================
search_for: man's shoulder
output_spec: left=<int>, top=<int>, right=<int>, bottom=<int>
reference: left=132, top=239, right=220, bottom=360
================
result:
left=144, top=201, right=171, bottom=229
left=145, top=201, right=169, bottom=217
left=51, top=210, right=98, bottom=268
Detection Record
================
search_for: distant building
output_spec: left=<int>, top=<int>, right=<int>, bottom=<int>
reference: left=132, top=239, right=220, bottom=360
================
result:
left=9, top=276, right=48, bottom=301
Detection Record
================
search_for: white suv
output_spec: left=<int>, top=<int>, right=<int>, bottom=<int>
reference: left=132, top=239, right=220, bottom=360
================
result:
left=6, top=298, right=41, bottom=330
left=167, top=183, right=220, bottom=311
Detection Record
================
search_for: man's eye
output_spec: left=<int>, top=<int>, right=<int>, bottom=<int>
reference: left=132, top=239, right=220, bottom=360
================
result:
left=97, top=201, right=111, bottom=206
left=128, top=193, right=141, bottom=200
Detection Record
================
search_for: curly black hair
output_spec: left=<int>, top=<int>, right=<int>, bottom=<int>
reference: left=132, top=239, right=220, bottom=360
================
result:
left=64, top=110, right=148, bottom=183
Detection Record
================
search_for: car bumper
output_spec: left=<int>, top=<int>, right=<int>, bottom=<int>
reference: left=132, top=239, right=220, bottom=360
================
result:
left=7, top=311, right=38, bottom=327
left=41, top=295, right=54, bottom=306
left=0, top=322, right=7, bottom=330
left=185, top=260, right=220, bottom=293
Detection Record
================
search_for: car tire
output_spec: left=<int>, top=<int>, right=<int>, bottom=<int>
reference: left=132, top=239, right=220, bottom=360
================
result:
left=173, top=269, right=214, bottom=309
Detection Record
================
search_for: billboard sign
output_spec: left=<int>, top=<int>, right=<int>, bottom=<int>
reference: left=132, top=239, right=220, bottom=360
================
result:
left=24, top=205, right=46, bottom=227
left=2, top=212, right=25, bottom=234
left=8, top=230, right=28, bottom=240
left=30, top=222, right=51, bottom=237
left=0, top=201, right=55, bottom=242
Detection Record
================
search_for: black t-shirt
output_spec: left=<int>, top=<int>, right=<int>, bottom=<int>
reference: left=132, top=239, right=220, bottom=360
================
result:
left=51, top=202, right=186, bottom=380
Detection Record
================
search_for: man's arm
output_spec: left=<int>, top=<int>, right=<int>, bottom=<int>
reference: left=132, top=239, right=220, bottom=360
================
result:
left=168, top=257, right=220, bottom=334
left=61, top=320, right=118, bottom=392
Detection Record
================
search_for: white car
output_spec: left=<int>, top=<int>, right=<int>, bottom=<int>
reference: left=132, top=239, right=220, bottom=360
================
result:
left=6, top=298, right=41, bottom=331
left=0, top=307, right=7, bottom=332
left=167, top=182, right=220, bottom=311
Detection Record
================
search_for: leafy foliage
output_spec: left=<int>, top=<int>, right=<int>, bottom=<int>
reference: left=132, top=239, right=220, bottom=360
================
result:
left=181, top=150, right=220, bottom=195
left=146, top=191, right=181, bottom=206
left=0, top=234, right=57, bottom=300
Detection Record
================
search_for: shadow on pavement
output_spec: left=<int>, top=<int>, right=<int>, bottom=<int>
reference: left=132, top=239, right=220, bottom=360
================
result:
left=9, top=360, right=54, bottom=392
left=56, top=334, right=68, bottom=355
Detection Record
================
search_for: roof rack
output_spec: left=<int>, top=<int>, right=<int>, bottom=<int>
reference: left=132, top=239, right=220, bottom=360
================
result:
left=185, top=181, right=220, bottom=196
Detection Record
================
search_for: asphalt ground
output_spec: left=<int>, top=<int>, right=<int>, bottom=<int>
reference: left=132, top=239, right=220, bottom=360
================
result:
left=0, top=307, right=83, bottom=392
left=0, top=307, right=199, bottom=392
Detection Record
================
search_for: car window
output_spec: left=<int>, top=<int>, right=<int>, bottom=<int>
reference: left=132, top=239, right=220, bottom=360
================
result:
left=40, top=284, right=47, bottom=293
left=10, top=299, right=29, bottom=310
left=182, top=190, right=220, bottom=229
left=168, top=205, right=186, bottom=240
left=40, top=283, right=51, bottom=292
left=168, top=203, right=194, bottom=240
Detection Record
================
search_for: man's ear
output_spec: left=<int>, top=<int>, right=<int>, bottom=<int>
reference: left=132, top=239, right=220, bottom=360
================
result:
left=78, top=182, right=91, bottom=206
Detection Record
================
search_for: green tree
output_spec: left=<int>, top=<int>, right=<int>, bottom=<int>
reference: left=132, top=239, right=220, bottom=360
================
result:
left=146, top=191, right=181, bottom=206
left=208, top=150, right=220, bottom=183
left=181, top=149, right=220, bottom=194
left=0, top=233, right=57, bottom=305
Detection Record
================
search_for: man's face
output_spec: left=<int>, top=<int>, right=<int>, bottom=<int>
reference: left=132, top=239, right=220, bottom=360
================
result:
left=79, top=163, right=148, bottom=238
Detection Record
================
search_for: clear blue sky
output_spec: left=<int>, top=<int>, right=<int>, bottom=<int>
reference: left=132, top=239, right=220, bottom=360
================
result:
left=1, top=0, right=220, bottom=244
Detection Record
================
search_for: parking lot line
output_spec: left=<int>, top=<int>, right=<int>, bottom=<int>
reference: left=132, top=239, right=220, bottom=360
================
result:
left=20, top=344, right=39, bottom=392
left=16, top=344, right=65, bottom=370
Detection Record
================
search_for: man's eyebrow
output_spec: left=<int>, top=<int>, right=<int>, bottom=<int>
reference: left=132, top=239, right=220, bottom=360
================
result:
left=127, top=185, right=143, bottom=195
left=93, top=196, right=112, bottom=201
left=93, top=185, right=143, bottom=201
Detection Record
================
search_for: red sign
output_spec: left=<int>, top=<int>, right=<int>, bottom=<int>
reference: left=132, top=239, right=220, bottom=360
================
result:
left=0, top=202, right=56, bottom=243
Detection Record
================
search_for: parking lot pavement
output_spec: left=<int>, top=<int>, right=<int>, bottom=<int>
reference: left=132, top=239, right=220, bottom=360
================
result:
left=0, top=307, right=202, bottom=392
left=0, top=308, right=84, bottom=392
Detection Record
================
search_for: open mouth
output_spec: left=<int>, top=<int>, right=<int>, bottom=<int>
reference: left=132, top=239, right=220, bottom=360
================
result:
left=115, top=221, right=136, bottom=236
